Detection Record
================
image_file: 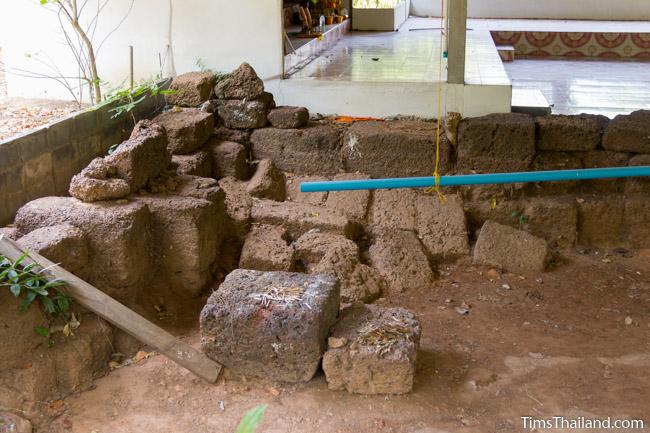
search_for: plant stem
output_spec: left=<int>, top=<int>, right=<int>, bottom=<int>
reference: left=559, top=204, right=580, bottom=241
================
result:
left=66, top=0, right=102, bottom=103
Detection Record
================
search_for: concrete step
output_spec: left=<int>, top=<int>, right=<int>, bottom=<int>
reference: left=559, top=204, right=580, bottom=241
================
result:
left=511, top=88, right=552, bottom=116
left=497, top=45, right=515, bottom=62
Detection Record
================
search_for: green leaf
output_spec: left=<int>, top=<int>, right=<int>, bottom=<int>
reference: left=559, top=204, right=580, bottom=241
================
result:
left=236, top=405, right=267, bottom=433
left=14, top=252, right=29, bottom=267
left=107, top=143, right=121, bottom=154
left=7, top=269, right=18, bottom=282
left=23, top=262, right=38, bottom=272
left=32, top=286, right=49, bottom=296
left=20, top=290, right=38, bottom=312
left=56, top=296, right=70, bottom=313
left=43, top=279, right=65, bottom=289
left=34, top=326, right=50, bottom=338
left=41, top=296, right=56, bottom=314
left=10, top=284, right=21, bottom=297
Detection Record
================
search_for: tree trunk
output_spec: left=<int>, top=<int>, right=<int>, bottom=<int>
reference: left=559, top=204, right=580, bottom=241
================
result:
left=68, top=0, right=102, bottom=103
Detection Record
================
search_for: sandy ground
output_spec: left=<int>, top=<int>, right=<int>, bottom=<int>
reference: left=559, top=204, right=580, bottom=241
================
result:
left=0, top=97, right=82, bottom=142
left=0, top=48, right=83, bottom=141
left=43, top=251, right=650, bottom=433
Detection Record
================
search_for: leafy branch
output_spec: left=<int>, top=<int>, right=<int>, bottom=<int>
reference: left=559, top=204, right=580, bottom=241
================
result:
left=101, top=79, right=174, bottom=117
left=0, top=249, right=75, bottom=347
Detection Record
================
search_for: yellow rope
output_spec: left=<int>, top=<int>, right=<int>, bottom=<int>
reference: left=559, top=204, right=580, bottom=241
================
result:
left=424, top=0, right=447, bottom=204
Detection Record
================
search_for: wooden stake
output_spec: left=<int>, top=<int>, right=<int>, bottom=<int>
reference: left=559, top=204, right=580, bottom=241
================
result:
left=0, top=236, right=222, bottom=383
left=129, top=45, right=134, bottom=90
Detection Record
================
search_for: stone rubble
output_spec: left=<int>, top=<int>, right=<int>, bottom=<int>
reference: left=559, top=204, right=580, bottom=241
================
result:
left=246, top=159, right=286, bottom=201
left=166, top=71, right=216, bottom=107
left=8, top=62, right=650, bottom=413
left=239, top=224, right=295, bottom=272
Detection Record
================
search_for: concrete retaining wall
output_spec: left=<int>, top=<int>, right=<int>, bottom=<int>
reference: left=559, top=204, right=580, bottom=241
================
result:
left=0, top=93, right=166, bottom=226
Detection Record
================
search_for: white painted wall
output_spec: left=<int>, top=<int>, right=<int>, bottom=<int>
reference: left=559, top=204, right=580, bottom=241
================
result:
left=0, top=0, right=283, bottom=102
left=410, top=0, right=650, bottom=20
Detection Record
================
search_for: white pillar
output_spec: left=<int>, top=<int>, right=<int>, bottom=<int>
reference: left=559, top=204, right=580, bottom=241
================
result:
left=447, top=0, right=467, bottom=85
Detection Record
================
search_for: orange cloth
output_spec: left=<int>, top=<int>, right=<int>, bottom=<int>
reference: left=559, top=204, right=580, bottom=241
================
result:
left=334, top=116, right=384, bottom=123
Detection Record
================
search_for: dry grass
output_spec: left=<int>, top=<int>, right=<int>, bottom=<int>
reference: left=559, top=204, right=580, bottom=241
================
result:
left=356, top=316, right=412, bottom=357
left=250, top=285, right=308, bottom=309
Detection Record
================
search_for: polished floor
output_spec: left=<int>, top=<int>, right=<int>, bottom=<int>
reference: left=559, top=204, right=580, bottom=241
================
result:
left=288, top=17, right=510, bottom=86
left=504, top=59, right=650, bottom=117
left=288, top=18, right=449, bottom=82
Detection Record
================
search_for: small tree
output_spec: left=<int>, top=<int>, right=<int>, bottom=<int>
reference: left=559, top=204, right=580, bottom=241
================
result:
left=2, top=0, right=133, bottom=105
left=40, top=0, right=103, bottom=102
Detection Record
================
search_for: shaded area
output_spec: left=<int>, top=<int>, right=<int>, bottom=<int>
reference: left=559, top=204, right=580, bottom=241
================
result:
left=53, top=252, right=650, bottom=433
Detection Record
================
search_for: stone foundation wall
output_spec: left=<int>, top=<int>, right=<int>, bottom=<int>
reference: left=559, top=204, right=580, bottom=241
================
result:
left=0, top=89, right=167, bottom=226
left=250, top=110, right=650, bottom=249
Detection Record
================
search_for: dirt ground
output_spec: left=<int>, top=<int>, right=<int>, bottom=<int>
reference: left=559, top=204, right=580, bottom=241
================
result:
left=44, top=250, right=649, bottom=433
left=0, top=97, right=82, bottom=142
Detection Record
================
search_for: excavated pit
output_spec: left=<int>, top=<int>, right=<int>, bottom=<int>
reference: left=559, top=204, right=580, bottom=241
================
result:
left=2, top=64, right=650, bottom=432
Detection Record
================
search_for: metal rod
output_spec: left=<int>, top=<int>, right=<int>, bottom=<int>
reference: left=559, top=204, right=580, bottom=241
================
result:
left=300, top=166, right=650, bottom=193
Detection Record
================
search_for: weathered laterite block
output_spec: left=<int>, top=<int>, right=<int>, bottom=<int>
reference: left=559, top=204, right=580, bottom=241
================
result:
left=267, top=106, right=309, bottom=129
left=246, top=159, right=286, bottom=202
left=214, top=62, right=265, bottom=100
left=458, top=113, right=535, bottom=172
left=251, top=124, right=342, bottom=175
left=172, top=150, right=212, bottom=178
left=17, top=224, right=88, bottom=273
left=474, top=221, right=548, bottom=274
left=209, top=139, right=249, bottom=180
left=294, top=231, right=384, bottom=304
left=105, top=120, right=171, bottom=191
left=218, top=176, right=253, bottom=238
left=251, top=199, right=357, bottom=239
left=322, top=304, right=421, bottom=395
left=536, top=114, right=608, bottom=152
left=342, top=120, right=449, bottom=178
left=239, top=224, right=295, bottom=272
left=165, top=71, right=216, bottom=107
left=368, top=189, right=469, bottom=262
left=369, top=229, right=435, bottom=294
left=217, top=100, right=269, bottom=130
left=603, top=110, right=650, bottom=153
left=134, top=194, right=223, bottom=296
left=325, top=173, right=371, bottom=224
left=15, top=197, right=152, bottom=303
left=153, top=109, right=214, bottom=155
left=200, top=269, right=339, bottom=382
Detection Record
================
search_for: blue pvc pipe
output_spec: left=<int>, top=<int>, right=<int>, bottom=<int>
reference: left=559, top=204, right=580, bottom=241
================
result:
left=300, top=166, right=650, bottom=192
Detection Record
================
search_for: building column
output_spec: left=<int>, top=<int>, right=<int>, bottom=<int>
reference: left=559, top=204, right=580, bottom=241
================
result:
left=447, top=0, right=467, bottom=85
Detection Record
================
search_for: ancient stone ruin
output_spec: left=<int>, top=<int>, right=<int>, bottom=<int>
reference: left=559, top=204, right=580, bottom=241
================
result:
left=3, top=62, right=650, bottom=426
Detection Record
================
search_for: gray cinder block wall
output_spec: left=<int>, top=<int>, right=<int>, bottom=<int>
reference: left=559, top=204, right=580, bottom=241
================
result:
left=0, top=93, right=166, bottom=226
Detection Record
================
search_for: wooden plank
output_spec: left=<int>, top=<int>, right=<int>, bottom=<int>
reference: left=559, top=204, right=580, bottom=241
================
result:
left=0, top=235, right=222, bottom=383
